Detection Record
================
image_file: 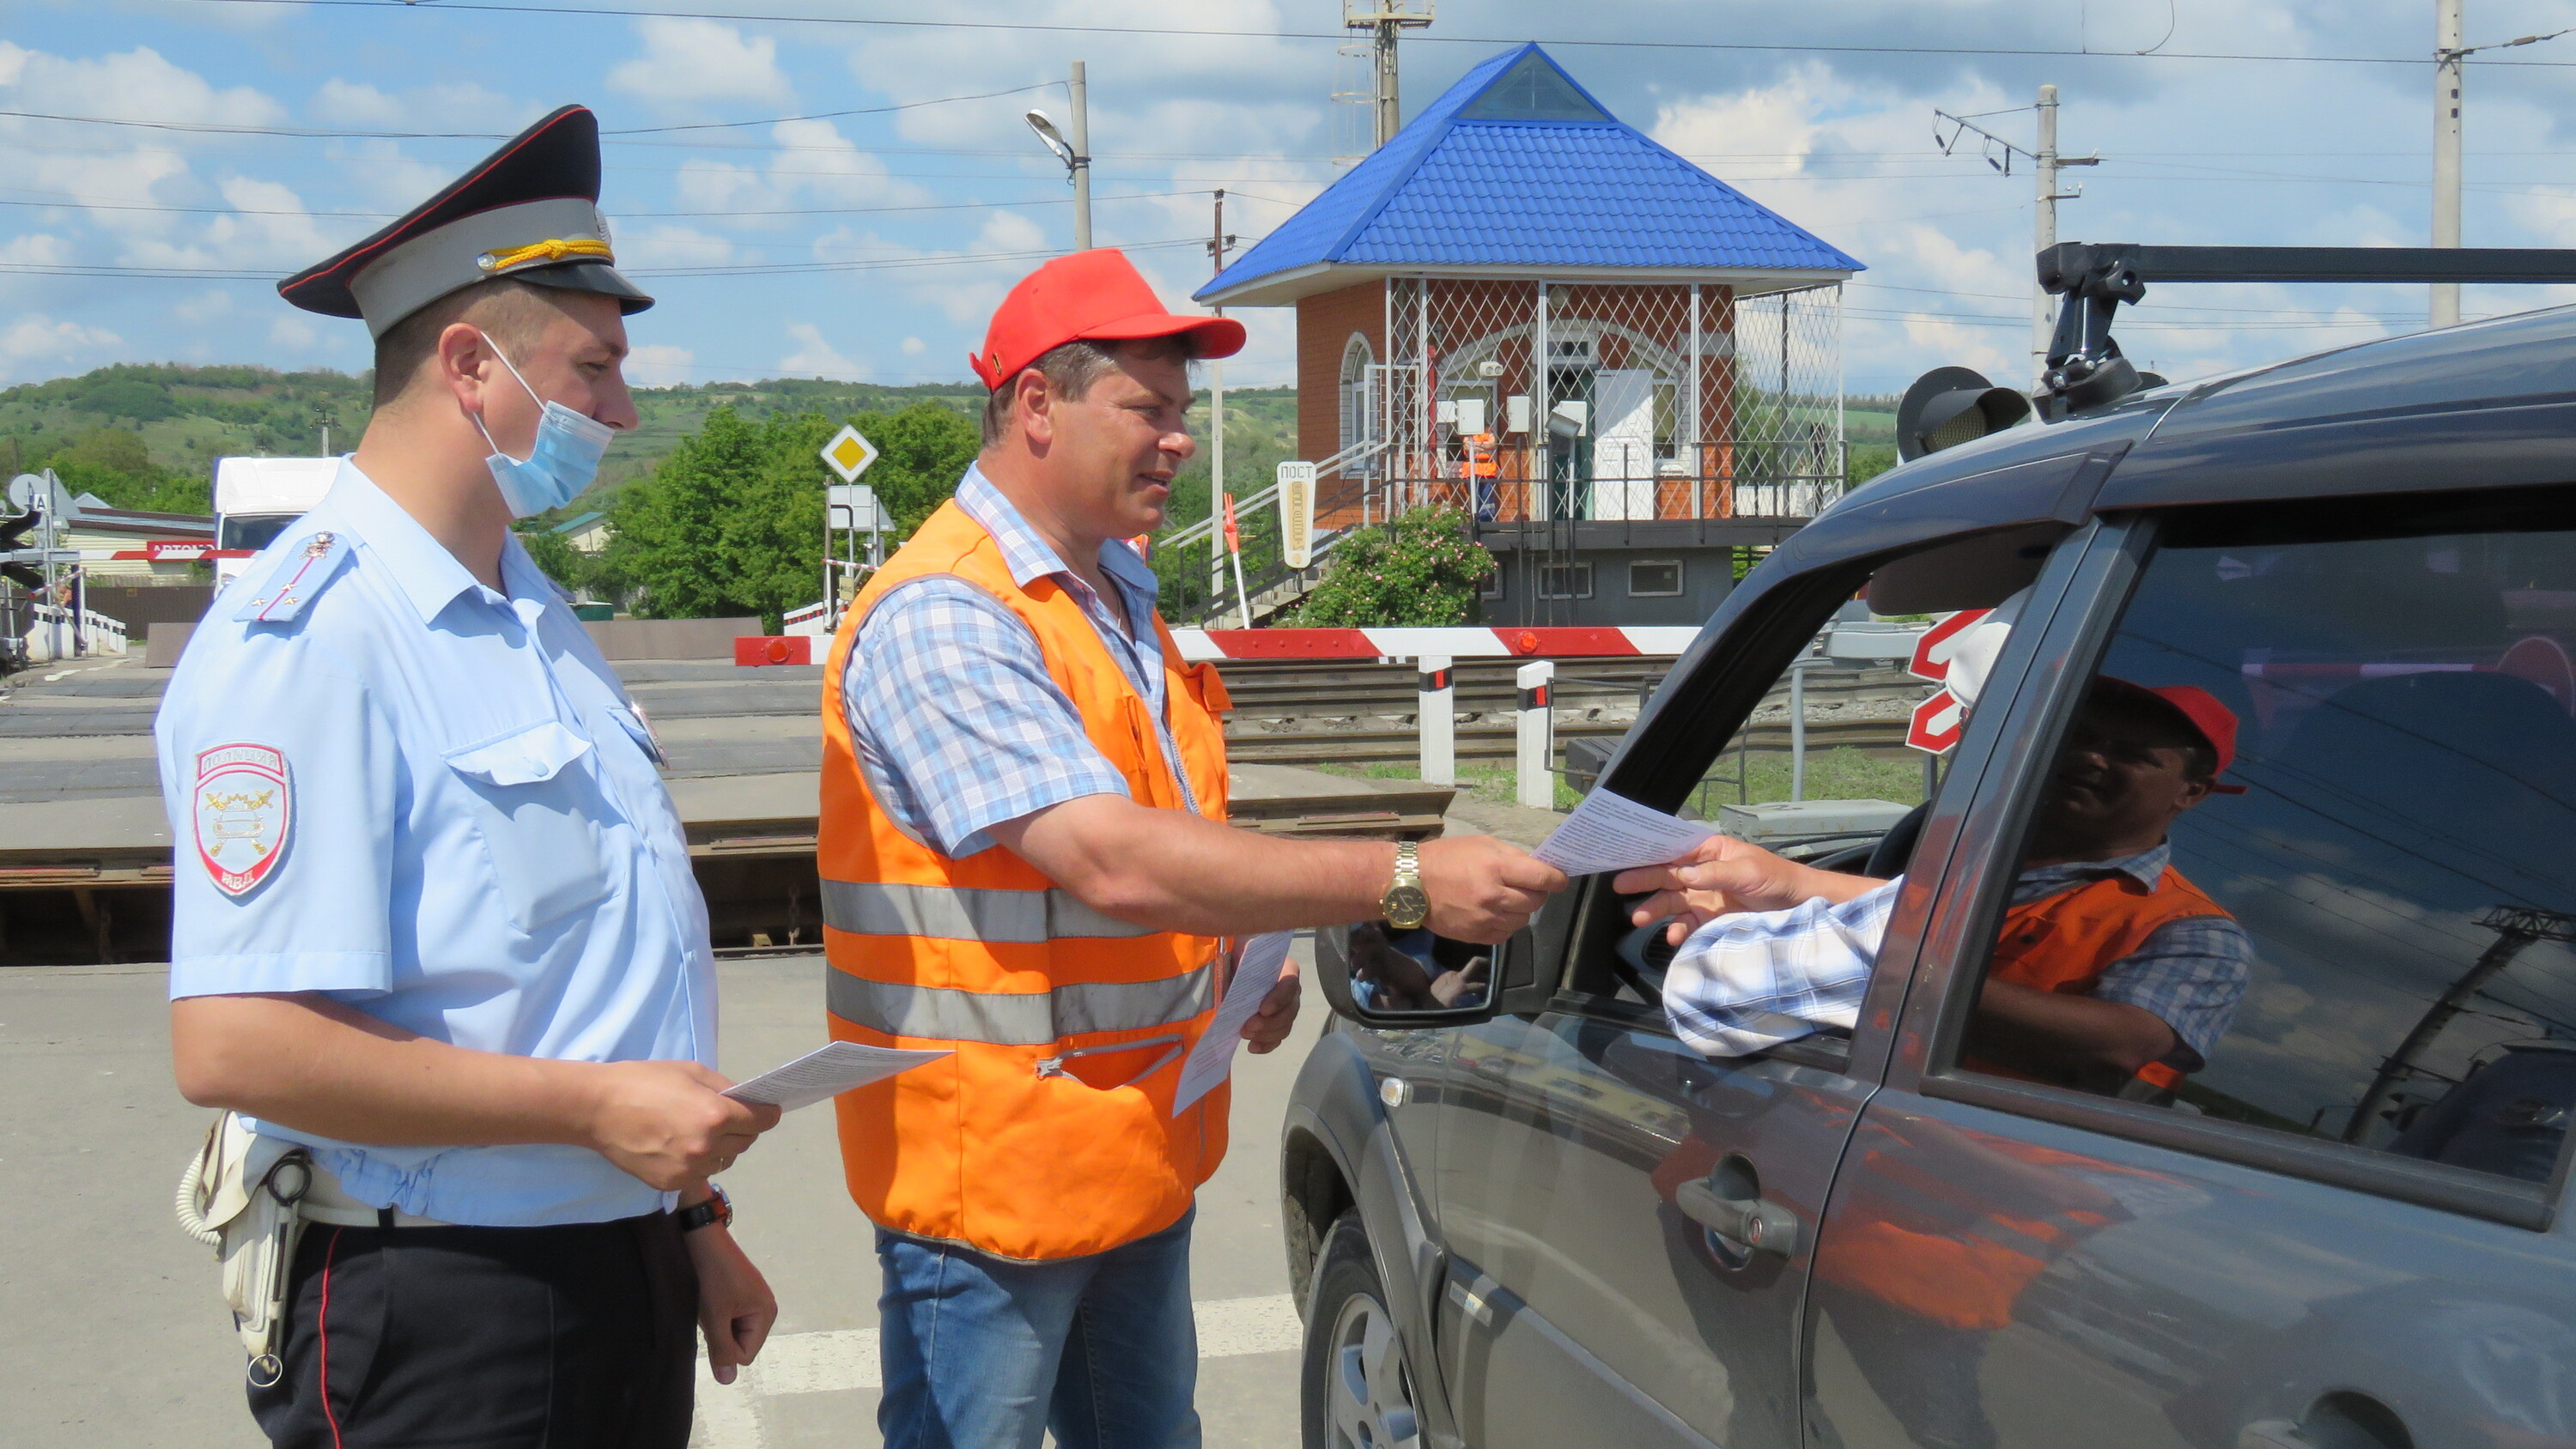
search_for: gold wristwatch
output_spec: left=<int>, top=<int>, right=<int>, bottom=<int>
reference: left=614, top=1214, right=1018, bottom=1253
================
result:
left=1380, top=840, right=1430, bottom=930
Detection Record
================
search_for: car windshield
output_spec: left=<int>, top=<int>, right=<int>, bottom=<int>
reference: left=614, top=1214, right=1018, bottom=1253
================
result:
left=218, top=514, right=298, bottom=552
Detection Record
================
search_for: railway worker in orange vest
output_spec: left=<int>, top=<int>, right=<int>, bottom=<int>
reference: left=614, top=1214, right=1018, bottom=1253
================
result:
left=1625, top=676, right=2256, bottom=1099
left=818, top=248, right=1566, bottom=1449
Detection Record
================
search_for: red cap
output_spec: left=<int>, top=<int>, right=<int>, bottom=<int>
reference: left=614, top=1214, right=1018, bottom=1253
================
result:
left=971, top=248, right=1246, bottom=391
left=2093, top=677, right=2249, bottom=794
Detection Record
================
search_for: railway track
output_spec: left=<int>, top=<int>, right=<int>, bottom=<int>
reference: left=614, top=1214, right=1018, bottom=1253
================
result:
left=1225, top=716, right=1912, bottom=767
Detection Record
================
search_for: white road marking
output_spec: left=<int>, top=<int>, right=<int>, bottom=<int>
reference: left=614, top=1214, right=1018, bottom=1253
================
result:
left=690, top=1292, right=1302, bottom=1449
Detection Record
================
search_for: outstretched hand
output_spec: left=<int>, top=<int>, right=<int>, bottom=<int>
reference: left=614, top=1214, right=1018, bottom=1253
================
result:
left=1612, top=836, right=1886, bottom=945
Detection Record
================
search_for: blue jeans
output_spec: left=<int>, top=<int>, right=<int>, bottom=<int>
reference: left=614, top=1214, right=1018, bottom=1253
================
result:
left=875, top=1207, right=1200, bottom=1449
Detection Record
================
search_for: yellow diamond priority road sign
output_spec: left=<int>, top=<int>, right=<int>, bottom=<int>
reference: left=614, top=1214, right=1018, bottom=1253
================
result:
left=820, top=424, right=879, bottom=483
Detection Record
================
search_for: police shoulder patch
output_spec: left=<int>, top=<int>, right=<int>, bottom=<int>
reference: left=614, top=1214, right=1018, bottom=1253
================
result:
left=193, top=743, right=291, bottom=896
left=232, top=531, right=353, bottom=624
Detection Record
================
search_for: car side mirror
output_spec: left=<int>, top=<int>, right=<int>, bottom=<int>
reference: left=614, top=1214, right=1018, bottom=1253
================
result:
left=1315, top=922, right=1543, bottom=1028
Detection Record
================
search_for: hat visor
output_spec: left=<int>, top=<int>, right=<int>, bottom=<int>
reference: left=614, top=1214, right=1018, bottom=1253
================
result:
left=517, top=258, right=654, bottom=315
left=1076, top=309, right=1246, bottom=361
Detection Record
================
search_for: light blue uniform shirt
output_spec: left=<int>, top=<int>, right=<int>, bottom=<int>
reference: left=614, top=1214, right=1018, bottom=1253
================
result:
left=155, top=461, right=714, bottom=1228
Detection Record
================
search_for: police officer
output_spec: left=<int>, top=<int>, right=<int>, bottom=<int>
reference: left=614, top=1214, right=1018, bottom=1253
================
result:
left=159, top=106, right=778, bottom=1448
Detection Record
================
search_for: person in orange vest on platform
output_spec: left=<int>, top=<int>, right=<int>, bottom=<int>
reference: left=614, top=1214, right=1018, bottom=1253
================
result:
left=817, top=248, right=1566, bottom=1449
left=1622, top=675, right=2256, bottom=1100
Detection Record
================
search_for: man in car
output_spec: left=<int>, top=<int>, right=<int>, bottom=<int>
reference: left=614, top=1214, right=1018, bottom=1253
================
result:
left=1620, top=676, right=2256, bottom=1098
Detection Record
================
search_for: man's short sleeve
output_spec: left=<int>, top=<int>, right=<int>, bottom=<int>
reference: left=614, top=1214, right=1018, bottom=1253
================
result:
left=157, top=635, right=398, bottom=999
left=844, top=578, right=1131, bottom=858
left=2096, top=917, right=2256, bottom=1070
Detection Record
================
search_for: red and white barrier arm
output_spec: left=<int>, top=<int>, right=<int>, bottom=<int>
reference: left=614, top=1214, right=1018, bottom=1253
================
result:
left=735, top=624, right=1704, bottom=667
left=1164, top=626, right=1703, bottom=661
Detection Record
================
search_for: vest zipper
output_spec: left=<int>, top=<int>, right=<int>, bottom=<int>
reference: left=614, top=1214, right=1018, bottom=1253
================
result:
left=1034, top=1032, right=1188, bottom=1088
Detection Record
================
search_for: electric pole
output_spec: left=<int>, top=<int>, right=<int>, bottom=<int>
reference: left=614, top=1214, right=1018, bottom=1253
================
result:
left=1207, top=190, right=1237, bottom=603
left=2433, top=0, right=2464, bottom=325
left=1345, top=2, right=1432, bottom=149
left=2428, top=10, right=2570, bottom=327
left=1937, top=90, right=2094, bottom=387
left=1069, top=61, right=1092, bottom=251
left=2033, top=86, right=2099, bottom=382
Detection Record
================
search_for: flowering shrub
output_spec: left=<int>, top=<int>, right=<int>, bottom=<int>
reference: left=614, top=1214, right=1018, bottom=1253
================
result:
left=1289, top=506, right=1495, bottom=626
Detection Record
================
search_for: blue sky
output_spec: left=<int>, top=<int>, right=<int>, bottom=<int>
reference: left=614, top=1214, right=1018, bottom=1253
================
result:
left=9, top=0, right=2576, bottom=396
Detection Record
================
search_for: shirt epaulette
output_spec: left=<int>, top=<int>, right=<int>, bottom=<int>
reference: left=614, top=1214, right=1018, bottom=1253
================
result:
left=233, top=530, right=355, bottom=624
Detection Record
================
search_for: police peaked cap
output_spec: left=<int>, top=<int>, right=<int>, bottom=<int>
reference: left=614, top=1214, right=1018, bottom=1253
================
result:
left=277, top=105, right=653, bottom=337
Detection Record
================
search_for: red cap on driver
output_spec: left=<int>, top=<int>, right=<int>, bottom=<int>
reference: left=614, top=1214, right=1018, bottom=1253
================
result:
left=971, top=248, right=1246, bottom=391
left=2093, top=677, right=2249, bottom=794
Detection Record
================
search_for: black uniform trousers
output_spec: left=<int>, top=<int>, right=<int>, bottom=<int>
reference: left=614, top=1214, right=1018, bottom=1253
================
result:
left=250, top=1210, right=697, bottom=1449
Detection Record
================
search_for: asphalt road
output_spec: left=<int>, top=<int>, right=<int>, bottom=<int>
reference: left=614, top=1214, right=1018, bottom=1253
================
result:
left=0, top=951, right=1324, bottom=1449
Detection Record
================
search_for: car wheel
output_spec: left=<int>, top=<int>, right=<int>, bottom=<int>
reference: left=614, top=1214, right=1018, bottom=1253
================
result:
left=1302, top=1210, right=1423, bottom=1449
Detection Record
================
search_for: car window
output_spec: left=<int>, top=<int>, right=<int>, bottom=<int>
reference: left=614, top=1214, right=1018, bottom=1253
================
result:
left=1588, top=558, right=1978, bottom=1012
left=1945, top=507, right=2576, bottom=1188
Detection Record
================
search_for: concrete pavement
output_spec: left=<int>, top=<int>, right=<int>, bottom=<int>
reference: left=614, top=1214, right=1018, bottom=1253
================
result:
left=1, top=951, right=1324, bottom=1448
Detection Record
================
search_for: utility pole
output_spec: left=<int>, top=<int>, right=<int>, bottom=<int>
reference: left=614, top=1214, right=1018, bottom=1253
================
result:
left=2428, top=10, right=2571, bottom=327
left=1068, top=61, right=1092, bottom=251
left=1206, top=190, right=1237, bottom=606
left=1937, top=91, right=2094, bottom=387
left=2433, top=0, right=2464, bottom=326
left=2345, top=904, right=2576, bottom=1143
left=1345, top=2, right=1433, bottom=149
left=2032, top=85, right=2097, bottom=385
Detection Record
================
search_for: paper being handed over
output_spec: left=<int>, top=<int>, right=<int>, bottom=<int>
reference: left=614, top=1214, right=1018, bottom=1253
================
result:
left=1532, top=787, right=1717, bottom=876
left=1172, top=930, right=1295, bottom=1115
left=724, top=1042, right=951, bottom=1113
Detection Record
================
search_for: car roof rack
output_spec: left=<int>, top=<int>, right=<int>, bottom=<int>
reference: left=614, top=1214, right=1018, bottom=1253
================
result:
left=2039, top=243, right=2576, bottom=414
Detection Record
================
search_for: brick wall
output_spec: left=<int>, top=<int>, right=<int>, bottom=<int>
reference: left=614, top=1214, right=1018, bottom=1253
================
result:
left=1294, top=281, right=1386, bottom=464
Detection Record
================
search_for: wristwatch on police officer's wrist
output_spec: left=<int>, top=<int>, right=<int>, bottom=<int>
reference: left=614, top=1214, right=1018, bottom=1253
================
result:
left=1380, top=841, right=1430, bottom=930
left=676, top=1184, right=732, bottom=1234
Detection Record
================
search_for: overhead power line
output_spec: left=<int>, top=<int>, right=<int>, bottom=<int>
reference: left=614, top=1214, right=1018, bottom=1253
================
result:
left=0, top=235, right=1203, bottom=282
left=167, top=0, right=2576, bottom=67
left=0, top=82, right=1058, bottom=139
left=0, top=186, right=1204, bottom=221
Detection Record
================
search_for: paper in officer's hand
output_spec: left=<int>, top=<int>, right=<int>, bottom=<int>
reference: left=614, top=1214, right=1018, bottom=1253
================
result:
left=724, top=1041, right=951, bottom=1113
left=1532, top=788, right=1716, bottom=876
left=1172, top=931, right=1295, bottom=1115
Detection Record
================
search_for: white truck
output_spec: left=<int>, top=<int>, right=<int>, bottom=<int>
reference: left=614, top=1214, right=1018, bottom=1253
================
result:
left=210, top=456, right=339, bottom=591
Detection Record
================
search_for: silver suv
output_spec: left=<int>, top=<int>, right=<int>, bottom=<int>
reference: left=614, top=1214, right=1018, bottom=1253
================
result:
left=1285, top=280, right=2576, bottom=1449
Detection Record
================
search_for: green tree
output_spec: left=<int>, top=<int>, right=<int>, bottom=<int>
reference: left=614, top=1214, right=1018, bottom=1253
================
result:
left=39, top=426, right=210, bottom=514
left=603, top=406, right=773, bottom=622
left=859, top=402, right=979, bottom=537
left=514, top=521, right=591, bottom=595
left=1288, top=507, right=1494, bottom=627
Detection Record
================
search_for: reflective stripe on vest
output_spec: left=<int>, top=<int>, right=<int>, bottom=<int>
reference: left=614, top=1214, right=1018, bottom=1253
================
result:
left=821, top=878, right=1157, bottom=943
left=827, top=963, right=1213, bottom=1045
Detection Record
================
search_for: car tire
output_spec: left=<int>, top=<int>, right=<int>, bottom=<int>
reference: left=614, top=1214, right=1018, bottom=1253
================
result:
left=1301, top=1209, right=1425, bottom=1449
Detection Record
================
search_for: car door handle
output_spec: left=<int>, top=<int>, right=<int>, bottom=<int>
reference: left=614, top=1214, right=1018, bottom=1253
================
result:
left=1675, top=1179, right=1800, bottom=1255
left=2239, top=1424, right=2308, bottom=1449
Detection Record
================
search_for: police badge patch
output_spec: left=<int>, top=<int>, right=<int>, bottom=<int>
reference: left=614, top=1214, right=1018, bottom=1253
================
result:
left=193, top=743, right=291, bottom=896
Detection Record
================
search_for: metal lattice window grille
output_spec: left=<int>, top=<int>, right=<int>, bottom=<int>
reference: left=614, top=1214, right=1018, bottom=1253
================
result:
left=1322, top=276, right=1845, bottom=530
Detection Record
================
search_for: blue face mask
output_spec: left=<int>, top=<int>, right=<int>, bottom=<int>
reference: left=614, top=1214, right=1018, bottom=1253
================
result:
left=471, top=336, right=615, bottom=519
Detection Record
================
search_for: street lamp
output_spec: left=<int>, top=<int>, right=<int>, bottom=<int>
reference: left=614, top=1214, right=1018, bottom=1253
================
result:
left=1024, top=64, right=1092, bottom=251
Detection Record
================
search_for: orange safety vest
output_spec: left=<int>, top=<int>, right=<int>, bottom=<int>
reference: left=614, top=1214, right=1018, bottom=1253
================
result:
left=1818, top=865, right=2231, bottom=1331
left=817, top=498, right=1236, bottom=1261
left=1970, top=864, right=2232, bottom=1092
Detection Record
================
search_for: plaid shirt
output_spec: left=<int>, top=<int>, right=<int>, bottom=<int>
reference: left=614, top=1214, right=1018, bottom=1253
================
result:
left=841, top=466, right=1200, bottom=858
left=1664, top=843, right=2253, bottom=1064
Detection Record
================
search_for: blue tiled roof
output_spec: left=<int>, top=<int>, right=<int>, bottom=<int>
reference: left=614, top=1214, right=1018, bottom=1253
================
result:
left=1198, top=45, right=1862, bottom=303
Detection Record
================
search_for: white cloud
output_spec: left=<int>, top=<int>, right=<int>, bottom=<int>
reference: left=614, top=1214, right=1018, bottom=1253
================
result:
left=617, top=223, right=737, bottom=270
left=268, top=315, right=319, bottom=349
left=901, top=336, right=926, bottom=355
left=0, top=233, right=70, bottom=267
left=624, top=343, right=696, bottom=388
left=608, top=18, right=791, bottom=108
left=311, top=78, right=402, bottom=126
left=0, top=315, right=121, bottom=378
left=173, top=288, right=233, bottom=324
left=779, top=322, right=864, bottom=379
